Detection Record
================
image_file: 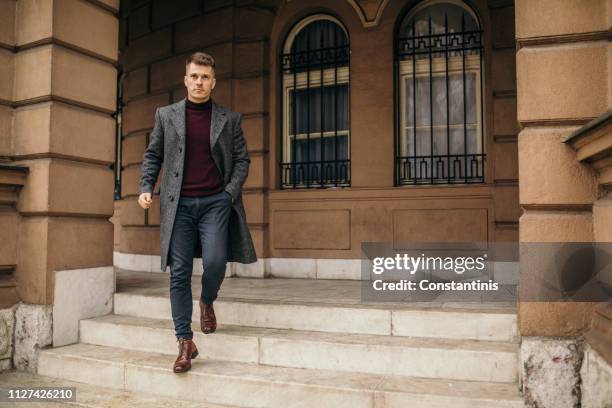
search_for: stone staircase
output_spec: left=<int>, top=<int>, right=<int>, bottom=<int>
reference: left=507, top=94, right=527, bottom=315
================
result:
left=36, top=270, right=525, bottom=407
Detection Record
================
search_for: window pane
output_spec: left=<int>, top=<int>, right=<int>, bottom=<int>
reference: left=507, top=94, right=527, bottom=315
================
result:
left=402, top=128, right=451, bottom=157
left=405, top=73, right=476, bottom=127
left=402, top=127, right=479, bottom=158
left=292, top=19, right=348, bottom=54
left=399, top=3, right=479, bottom=38
left=405, top=76, right=431, bottom=126
left=290, top=84, right=349, bottom=134
left=288, top=135, right=349, bottom=185
left=449, top=128, right=478, bottom=155
left=449, top=73, right=476, bottom=125
left=292, top=135, right=348, bottom=163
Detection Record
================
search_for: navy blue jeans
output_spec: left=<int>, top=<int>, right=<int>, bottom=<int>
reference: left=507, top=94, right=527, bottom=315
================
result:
left=168, top=190, right=232, bottom=340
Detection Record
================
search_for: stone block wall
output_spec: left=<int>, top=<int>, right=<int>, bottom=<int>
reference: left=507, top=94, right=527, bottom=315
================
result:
left=515, top=0, right=611, bottom=406
left=0, top=0, right=119, bottom=369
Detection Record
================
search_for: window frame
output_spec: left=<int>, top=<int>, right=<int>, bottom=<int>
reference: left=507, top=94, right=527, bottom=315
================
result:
left=394, top=1, right=486, bottom=186
left=280, top=14, right=351, bottom=189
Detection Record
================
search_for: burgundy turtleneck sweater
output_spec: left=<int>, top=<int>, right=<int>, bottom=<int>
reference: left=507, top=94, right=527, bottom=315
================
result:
left=180, top=98, right=224, bottom=197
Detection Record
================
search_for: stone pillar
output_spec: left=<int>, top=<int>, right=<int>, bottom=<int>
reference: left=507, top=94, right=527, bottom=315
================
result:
left=490, top=1, right=520, bottom=244
left=2, top=0, right=120, bottom=369
left=564, top=109, right=612, bottom=408
left=515, top=0, right=609, bottom=406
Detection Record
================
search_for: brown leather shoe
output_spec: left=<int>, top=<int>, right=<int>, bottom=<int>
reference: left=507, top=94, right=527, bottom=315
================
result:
left=173, top=338, right=198, bottom=373
left=199, top=299, right=217, bottom=334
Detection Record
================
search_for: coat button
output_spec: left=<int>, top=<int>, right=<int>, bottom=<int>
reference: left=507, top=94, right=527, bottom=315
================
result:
left=170, top=196, right=174, bottom=202
left=179, top=147, right=182, bottom=153
left=174, top=171, right=179, bottom=177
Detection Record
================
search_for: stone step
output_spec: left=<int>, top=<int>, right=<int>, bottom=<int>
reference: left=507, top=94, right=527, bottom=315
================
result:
left=0, top=370, right=238, bottom=407
left=80, top=314, right=518, bottom=383
left=114, top=292, right=518, bottom=342
left=38, top=343, right=524, bottom=408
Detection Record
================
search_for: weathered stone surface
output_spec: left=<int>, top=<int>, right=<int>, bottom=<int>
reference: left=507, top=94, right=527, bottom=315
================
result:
left=580, top=343, right=612, bottom=408
left=13, top=303, right=52, bottom=373
left=521, top=337, right=584, bottom=408
left=0, top=358, right=11, bottom=372
left=0, top=306, right=15, bottom=361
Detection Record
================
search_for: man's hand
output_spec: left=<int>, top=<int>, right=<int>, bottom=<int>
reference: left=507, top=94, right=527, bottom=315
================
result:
left=138, top=192, right=153, bottom=209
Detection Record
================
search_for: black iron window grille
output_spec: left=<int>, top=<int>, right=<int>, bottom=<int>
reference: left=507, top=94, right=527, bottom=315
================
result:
left=395, top=2, right=485, bottom=185
left=280, top=16, right=350, bottom=189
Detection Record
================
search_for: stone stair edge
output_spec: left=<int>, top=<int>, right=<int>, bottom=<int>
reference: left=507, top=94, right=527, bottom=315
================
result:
left=80, top=313, right=520, bottom=350
left=0, top=370, right=243, bottom=408
left=38, top=342, right=524, bottom=403
left=113, top=291, right=518, bottom=315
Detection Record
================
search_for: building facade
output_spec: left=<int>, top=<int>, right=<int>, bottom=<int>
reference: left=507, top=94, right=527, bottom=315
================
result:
left=0, top=0, right=610, bottom=406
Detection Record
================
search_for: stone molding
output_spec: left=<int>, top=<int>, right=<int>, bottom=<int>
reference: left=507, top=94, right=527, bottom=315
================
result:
left=564, top=109, right=612, bottom=191
left=345, top=0, right=391, bottom=28
left=517, top=31, right=610, bottom=49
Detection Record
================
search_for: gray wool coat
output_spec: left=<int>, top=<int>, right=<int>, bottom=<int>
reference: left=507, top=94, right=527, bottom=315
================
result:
left=138, top=98, right=257, bottom=271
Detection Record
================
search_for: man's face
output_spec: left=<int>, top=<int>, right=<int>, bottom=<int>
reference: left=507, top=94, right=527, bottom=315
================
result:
left=184, top=63, right=216, bottom=103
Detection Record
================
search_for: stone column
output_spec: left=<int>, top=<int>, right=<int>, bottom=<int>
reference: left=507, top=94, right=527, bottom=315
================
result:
left=564, top=111, right=612, bottom=407
left=1, top=0, right=119, bottom=370
left=515, top=0, right=609, bottom=406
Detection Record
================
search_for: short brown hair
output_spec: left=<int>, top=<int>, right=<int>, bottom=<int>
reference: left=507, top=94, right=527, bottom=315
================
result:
left=186, top=52, right=215, bottom=73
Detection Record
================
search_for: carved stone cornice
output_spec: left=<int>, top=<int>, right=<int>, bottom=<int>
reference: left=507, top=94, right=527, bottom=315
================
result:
left=0, top=165, right=29, bottom=206
left=564, top=110, right=612, bottom=191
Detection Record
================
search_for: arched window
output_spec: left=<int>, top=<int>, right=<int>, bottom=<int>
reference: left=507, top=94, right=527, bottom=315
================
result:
left=396, top=1, right=485, bottom=185
left=280, top=15, right=350, bottom=189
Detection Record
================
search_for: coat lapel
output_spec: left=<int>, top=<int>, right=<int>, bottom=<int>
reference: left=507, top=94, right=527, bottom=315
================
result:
left=170, top=99, right=186, bottom=143
left=210, top=100, right=227, bottom=150
left=171, top=98, right=227, bottom=150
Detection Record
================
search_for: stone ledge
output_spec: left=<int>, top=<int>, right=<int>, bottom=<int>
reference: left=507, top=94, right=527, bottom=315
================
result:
left=564, top=109, right=612, bottom=189
left=0, top=164, right=29, bottom=187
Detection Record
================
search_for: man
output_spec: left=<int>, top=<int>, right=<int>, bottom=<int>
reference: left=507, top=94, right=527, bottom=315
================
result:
left=137, top=52, right=257, bottom=374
